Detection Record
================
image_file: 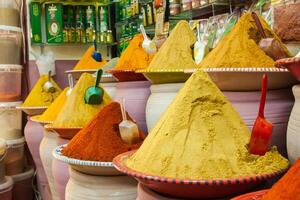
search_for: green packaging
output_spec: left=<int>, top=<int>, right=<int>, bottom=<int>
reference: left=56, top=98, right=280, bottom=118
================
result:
left=45, top=3, right=63, bottom=43
left=29, top=2, right=42, bottom=44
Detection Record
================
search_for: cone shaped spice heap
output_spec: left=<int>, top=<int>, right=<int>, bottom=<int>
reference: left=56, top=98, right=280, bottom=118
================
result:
left=32, top=87, right=69, bottom=123
left=22, top=75, right=62, bottom=107
left=199, top=13, right=291, bottom=68
left=53, top=73, right=111, bottom=127
left=126, top=70, right=288, bottom=179
left=73, top=46, right=106, bottom=70
left=114, top=34, right=154, bottom=71
left=262, top=159, right=300, bottom=200
left=62, top=102, right=145, bottom=162
left=147, top=21, right=197, bottom=71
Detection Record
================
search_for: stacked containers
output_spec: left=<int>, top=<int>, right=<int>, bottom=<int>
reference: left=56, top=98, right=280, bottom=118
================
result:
left=0, top=1, right=34, bottom=199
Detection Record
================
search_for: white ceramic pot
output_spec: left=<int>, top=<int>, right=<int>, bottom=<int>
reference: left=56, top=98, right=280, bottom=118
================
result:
left=146, top=83, right=294, bottom=156
left=287, top=85, right=300, bottom=163
left=24, top=118, right=51, bottom=200
left=101, top=82, right=117, bottom=100
left=52, top=136, right=70, bottom=200
left=66, top=168, right=137, bottom=200
left=115, top=81, right=151, bottom=134
left=39, top=130, right=60, bottom=200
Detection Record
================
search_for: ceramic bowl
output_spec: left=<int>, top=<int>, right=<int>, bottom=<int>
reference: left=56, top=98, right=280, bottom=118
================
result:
left=137, top=68, right=297, bottom=91
left=44, top=124, right=81, bottom=139
left=53, top=145, right=122, bottom=176
left=113, top=151, right=286, bottom=199
left=108, top=69, right=147, bottom=82
left=30, top=116, right=53, bottom=125
left=65, top=69, right=117, bottom=82
left=16, top=106, right=47, bottom=116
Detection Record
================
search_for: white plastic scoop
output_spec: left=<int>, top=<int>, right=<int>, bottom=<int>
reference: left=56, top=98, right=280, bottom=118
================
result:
left=140, top=24, right=157, bottom=55
left=66, top=74, right=74, bottom=96
left=119, top=99, right=140, bottom=145
left=43, top=70, right=55, bottom=93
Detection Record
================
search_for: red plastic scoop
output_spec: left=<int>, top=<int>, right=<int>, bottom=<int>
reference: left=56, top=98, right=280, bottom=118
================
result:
left=249, top=74, right=273, bottom=156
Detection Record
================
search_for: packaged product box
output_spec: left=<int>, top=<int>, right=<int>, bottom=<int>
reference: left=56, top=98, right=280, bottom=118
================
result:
left=45, top=3, right=63, bottom=43
left=29, top=2, right=42, bottom=44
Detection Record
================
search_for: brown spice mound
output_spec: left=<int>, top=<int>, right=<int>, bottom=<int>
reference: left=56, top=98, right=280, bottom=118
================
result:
left=62, top=102, right=145, bottom=162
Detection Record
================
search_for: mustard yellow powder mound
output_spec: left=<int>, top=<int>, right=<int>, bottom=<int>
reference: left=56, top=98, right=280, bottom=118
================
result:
left=32, top=87, right=69, bottom=123
left=73, top=46, right=106, bottom=70
left=199, top=12, right=291, bottom=68
left=22, top=75, right=62, bottom=107
left=126, top=70, right=288, bottom=179
left=53, top=73, right=111, bottom=127
left=146, top=20, right=197, bottom=71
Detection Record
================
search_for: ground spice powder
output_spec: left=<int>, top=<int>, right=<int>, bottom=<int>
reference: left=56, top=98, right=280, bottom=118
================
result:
left=22, top=75, right=62, bottom=107
left=53, top=73, right=111, bottom=127
left=62, top=102, right=144, bottom=162
left=126, top=70, right=288, bottom=179
left=73, top=46, right=107, bottom=70
left=146, top=20, right=197, bottom=71
left=199, top=13, right=291, bottom=68
left=32, top=87, right=68, bottom=123
left=114, top=34, right=154, bottom=71
left=262, top=159, right=300, bottom=200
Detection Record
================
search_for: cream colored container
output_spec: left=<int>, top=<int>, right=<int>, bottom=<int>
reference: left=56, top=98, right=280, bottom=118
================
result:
left=4, top=137, right=25, bottom=175
left=39, top=130, right=60, bottom=200
left=0, top=65, right=22, bottom=102
left=0, top=0, right=21, bottom=27
left=287, top=85, right=300, bottom=164
left=0, top=102, right=22, bottom=140
left=0, top=26, right=22, bottom=64
left=66, top=168, right=137, bottom=200
left=0, top=176, right=13, bottom=200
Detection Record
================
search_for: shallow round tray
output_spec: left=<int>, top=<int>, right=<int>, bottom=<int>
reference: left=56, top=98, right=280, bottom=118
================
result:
left=138, top=68, right=297, bottom=91
left=65, top=69, right=117, bottom=82
left=30, top=115, right=54, bottom=125
left=53, top=145, right=122, bottom=176
left=113, top=151, right=286, bottom=199
left=45, top=124, right=81, bottom=139
left=231, top=189, right=268, bottom=200
left=108, top=69, right=147, bottom=82
left=16, top=106, right=47, bottom=116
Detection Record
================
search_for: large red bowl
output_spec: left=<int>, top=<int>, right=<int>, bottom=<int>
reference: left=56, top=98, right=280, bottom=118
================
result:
left=108, top=69, right=147, bottom=82
left=113, top=151, right=286, bottom=199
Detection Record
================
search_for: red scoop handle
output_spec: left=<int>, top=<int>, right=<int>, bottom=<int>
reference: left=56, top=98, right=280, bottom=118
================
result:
left=258, top=74, right=267, bottom=118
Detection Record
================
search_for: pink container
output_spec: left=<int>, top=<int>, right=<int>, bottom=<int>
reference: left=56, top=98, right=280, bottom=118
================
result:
left=115, top=81, right=151, bottom=134
left=0, top=176, right=13, bottom=200
left=24, top=118, right=51, bottom=200
left=52, top=136, right=70, bottom=200
left=11, top=167, right=34, bottom=200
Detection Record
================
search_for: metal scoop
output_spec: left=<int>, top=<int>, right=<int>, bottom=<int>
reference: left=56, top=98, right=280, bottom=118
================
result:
left=66, top=74, right=74, bottom=96
left=249, top=74, right=273, bottom=156
left=140, top=24, right=157, bottom=55
left=43, top=70, right=56, bottom=93
left=84, top=69, right=104, bottom=105
left=119, top=98, right=140, bottom=145
left=251, top=12, right=288, bottom=61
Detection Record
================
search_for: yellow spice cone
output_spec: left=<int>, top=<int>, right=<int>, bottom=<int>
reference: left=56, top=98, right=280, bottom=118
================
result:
left=126, top=70, right=288, bottom=179
left=73, top=46, right=107, bottom=70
